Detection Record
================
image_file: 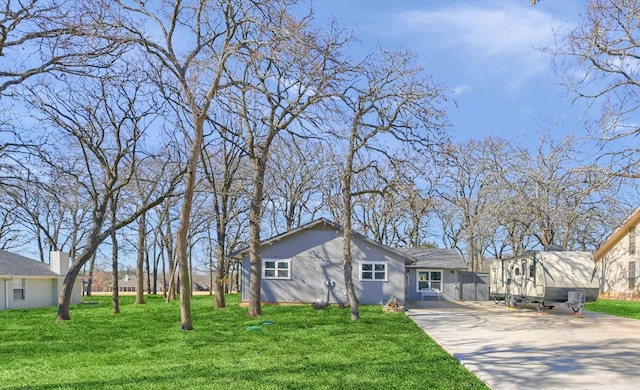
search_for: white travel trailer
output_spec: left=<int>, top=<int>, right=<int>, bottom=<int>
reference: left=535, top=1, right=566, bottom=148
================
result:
left=489, top=251, right=599, bottom=310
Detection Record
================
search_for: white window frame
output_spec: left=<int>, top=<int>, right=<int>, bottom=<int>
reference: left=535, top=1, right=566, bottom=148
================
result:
left=262, top=259, right=291, bottom=280
left=359, top=261, right=388, bottom=282
left=12, top=278, right=25, bottom=301
left=416, top=269, right=443, bottom=292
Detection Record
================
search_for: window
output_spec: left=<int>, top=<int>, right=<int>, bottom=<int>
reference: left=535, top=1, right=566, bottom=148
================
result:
left=630, top=227, right=637, bottom=255
left=417, top=270, right=442, bottom=291
left=12, top=278, right=25, bottom=301
left=629, top=262, right=636, bottom=290
left=360, top=261, right=388, bottom=281
left=263, top=259, right=291, bottom=279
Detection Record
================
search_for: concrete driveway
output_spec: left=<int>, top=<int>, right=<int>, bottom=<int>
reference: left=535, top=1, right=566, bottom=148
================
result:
left=406, top=300, right=640, bottom=390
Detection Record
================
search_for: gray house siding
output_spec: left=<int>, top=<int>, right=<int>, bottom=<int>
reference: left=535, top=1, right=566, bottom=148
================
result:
left=240, top=224, right=406, bottom=305
left=459, top=272, right=489, bottom=301
left=406, top=269, right=459, bottom=301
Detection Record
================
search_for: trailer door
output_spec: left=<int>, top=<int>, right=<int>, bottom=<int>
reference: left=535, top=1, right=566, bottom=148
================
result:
left=533, top=257, right=544, bottom=297
left=521, top=259, right=527, bottom=289
left=508, top=260, right=522, bottom=297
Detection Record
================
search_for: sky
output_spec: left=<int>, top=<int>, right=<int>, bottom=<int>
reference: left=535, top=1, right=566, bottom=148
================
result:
left=306, top=0, right=590, bottom=145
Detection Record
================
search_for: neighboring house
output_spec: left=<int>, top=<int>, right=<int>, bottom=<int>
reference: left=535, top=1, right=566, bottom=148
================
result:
left=594, top=205, right=640, bottom=299
left=0, top=250, right=82, bottom=310
left=107, top=274, right=207, bottom=294
left=109, top=274, right=140, bottom=293
left=229, top=218, right=470, bottom=305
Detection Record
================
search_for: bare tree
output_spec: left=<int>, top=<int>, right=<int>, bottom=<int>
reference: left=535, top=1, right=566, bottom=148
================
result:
left=552, top=0, right=640, bottom=177
left=0, top=0, right=125, bottom=96
left=434, top=138, right=511, bottom=269
left=263, top=137, right=327, bottom=234
left=503, top=134, right=618, bottom=250
left=201, top=115, right=249, bottom=308
left=0, top=190, right=22, bottom=249
left=3, top=166, right=83, bottom=262
left=19, top=71, right=181, bottom=321
left=350, top=161, right=434, bottom=248
left=226, top=9, right=349, bottom=318
left=333, top=49, right=449, bottom=319
left=109, top=0, right=308, bottom=329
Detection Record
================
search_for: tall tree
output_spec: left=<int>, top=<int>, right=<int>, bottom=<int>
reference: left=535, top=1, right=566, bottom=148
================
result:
left=333, top=49, right=449, bottom=319
left=227, top=7, right=349, bottom=317
left=110, top=0, right=301, bottom=329
left=201, top=115, right=249, bottom=308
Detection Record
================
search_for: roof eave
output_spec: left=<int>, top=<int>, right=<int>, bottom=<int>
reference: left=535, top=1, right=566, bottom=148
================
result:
left=594, top=205, right=640, bottom=260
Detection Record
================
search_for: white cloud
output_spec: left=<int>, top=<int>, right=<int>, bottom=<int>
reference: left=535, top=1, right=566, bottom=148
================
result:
left=452, top=84, right=471, bottom=95
left=392, top=2, right=572, bottom=90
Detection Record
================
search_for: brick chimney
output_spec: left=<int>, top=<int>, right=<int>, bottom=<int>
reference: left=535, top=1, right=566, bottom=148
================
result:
left=50, top=251, right=70, bottom=275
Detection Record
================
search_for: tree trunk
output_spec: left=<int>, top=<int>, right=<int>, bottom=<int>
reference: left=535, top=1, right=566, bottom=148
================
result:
left=161, top=247, right=167, bottom=298
left=135, top=213, right=146, bottom=304
left=145, top=247, right=151, bottom=294
left=164, top=220, right=176, bottom=301
left=86, top=253, right=96, bottom=297
left=111, top=227, right=120, bottom=315
left=214, top=240, right=226, bottom=308
left=248, top=158, right=267, bottom=317
left=56, top=261, right=83, bottom=321
left=341, top=130, right=360, bottom=320
left=174, top=115, right=206, bottom=330
left=342, top=172, right=360, bottom=320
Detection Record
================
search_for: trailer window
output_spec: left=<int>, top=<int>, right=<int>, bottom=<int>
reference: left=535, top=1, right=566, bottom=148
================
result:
left=514, top=267, right=520, bottom=276
left=529, top=262, right=535, bottom=279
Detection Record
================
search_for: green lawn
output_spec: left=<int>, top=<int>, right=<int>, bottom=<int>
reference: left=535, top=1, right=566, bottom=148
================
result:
left=0, top=295, right=487, bottom=389
left=586, top=299, right=640, bottom=320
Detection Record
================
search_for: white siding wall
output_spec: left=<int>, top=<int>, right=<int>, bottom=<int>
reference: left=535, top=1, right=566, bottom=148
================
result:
left=599, top=230, right=640, bottom=297
left=9, top=278, right=56, bottom=309
left=0, top=277, right=81, bottom=310
left=0, top=279, right=6, bottom=309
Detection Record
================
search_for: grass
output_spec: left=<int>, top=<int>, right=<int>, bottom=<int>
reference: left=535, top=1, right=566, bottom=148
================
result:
left=0, top=295, right=487, bottom=389
left=586, top=299, right=640, bottom=320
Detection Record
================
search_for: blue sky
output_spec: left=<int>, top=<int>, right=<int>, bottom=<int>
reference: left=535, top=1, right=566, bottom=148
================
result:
left=308, top=0, right=589, bottom=144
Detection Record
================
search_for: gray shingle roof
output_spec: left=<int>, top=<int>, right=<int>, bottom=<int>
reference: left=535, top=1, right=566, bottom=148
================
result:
left=398, top=248, right=468, bottom=270
left=228, top=218, right=414, bottom=264
left=0, top=250, right=58, bottom=277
